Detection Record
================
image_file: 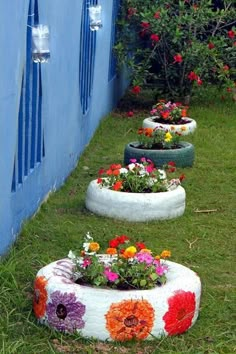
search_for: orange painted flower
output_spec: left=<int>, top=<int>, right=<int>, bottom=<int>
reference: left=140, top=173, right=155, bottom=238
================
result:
left=161, top=250, right=171, bottom=258
left=89, top=242, right=100, bottom=252
left=33, top=276, right=48, bottom=318
left=181, top=126, right=187, bottom=131
left=105, top=299, right=155, bottom=341
left=106, top=247, right=117, bottom=255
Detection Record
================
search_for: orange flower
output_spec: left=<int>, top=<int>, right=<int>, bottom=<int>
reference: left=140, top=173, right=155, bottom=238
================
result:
left=33, top=276, right=48, bottom=318
left=144, top=128, right=153, bottom=137
left=106, top=247, right=117, bottom=255
left=105, top=299, right=155, bottom=341
left=89, top=242, right=100, bottom=252
left=181, top=109, right=187, bottom=117
left=112, top=169, right=120, bottom=176
left=112, top=181, right=123, bottom=191
left=139, top=248, right=152, bottom=254
left=123, top=246, right=137, bottom=258
left=161, top=250, right=171, bottom=258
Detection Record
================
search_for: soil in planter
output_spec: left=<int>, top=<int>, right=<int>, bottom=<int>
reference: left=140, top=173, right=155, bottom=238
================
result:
left=131, top=143, right=182, bottom=150
left=75, top=278, right=164, bottom=290
left=152, top=117, right=191, bottom=125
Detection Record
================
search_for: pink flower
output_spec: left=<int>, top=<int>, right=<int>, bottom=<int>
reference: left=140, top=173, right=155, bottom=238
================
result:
left=82, top=258, right=92, bottom=268
left=129, top=158, right=137, bottom=163
left=223, top=65, right=229, bottom=71
left=104, top=268, right=119, bottom=282
left=135, top=251, right=154, bottom=265
left=155, top=264, right=168, bottom=276
left=197, top=77, right=203, bottom=85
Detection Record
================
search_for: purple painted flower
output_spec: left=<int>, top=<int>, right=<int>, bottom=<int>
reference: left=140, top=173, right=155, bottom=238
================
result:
left=46, top=291, right=86, bottom=332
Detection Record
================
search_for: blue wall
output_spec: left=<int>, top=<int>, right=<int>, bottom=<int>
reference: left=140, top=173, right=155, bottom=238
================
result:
left=0, top=0, right=126, bottom=256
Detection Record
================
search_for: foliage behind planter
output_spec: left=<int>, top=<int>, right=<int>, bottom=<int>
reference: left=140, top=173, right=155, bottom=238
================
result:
left=115, top=0, right=236, bottom=100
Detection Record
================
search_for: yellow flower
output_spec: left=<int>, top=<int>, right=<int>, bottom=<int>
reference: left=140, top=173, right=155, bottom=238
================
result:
left=160, top=250, right=171, bottom=258
left=164, top=132, right=172, bottom=142
left=155, top=255, right=160, bottom=260
left=123, top=246, right=137, bottom=258
left=89, top=242, right=100, bottom=252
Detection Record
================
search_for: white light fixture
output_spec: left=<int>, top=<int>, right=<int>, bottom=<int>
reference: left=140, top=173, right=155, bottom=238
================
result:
left=32, top=25, right=50, bottom=63
left=88, top=5, right=102, bottom=31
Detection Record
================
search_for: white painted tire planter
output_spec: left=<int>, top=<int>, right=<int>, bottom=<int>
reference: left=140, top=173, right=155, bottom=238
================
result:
left=33, top=258, right=201, bottom=341
left=85, top=180, right=186, bottom=222
left=142, top=116, right=197, bottom=135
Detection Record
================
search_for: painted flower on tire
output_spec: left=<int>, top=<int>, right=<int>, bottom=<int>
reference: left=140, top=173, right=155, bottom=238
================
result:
left=105, top=299, right=155, bottom=341
left=33, top=276, right=48, bottom=318
left=163, top=290, right=196, bottom=335
left=46, top=291, right=86, bottom=332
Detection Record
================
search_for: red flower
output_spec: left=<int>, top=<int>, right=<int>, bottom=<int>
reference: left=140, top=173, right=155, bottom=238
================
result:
left=141, top=21, right=150, bottom=29
left=131, top=85, right=141, bottom=94
left=98, top=168, right=105, bottom=175
left=223, top=65, right=229, bottom=71
left=161, top=111, right=170, bottom=119
left=112, top=181, right=123, bottom=191
left=228, top=30, right=235, bottom=39
left=208, top=42, right=215, bottom=49
left=174, top=54, right=183, bottom=63
left=227, top=87, right=232, bottom=92
left=163, top=290, right=196, bottom=335
left=179, top=173, right=185, bottom=182
left=126, top=111, right=134, bottom=117
left=127, top=7, right=137, bottom=18
left=117, top=235, right=129, bottom=244
left=150, top=34, right=160, bottom=42
left=97, top=177, right=103, bottom=184
left=168, top=161, right=176, bottom=167
left=197, top=77, right=203, bottom=85
left=109, top=239, right=119, bottom=248
left=154, top=11, right=160, bottom=19
left=136, top=242, right=146, bottom=250
left=188, top=71, right=198, bottom=81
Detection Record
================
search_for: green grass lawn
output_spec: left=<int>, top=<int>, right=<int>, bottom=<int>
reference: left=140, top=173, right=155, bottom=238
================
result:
left=0, top=88, right=235, bottom=354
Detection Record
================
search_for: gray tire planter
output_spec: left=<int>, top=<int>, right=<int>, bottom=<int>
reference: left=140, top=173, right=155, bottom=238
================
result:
left=142, top=116, right=197, bottom=135
left=124, top=141, right=194, bottom=168
left=85, top=180, right=186, bottom=222
left=33, top=258, right=201, bottom=341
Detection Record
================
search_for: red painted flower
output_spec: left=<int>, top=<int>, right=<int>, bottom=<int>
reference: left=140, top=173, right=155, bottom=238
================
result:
left=163, top=290, right=196, bottom=335
left=174, top=54, right=183, bottom=63
left=150, top=34, right=160, bottom=42
left=228, top=30, right=235, bottom=39
left=131, top=85, right=141, bottom=95
left=208, top=42, right=215, bottom=49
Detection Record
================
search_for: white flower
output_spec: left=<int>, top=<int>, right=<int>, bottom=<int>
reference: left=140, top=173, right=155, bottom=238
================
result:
left=83, top=242, right=90, bottom=252
left=168, top=178, right=180, bottom=190
left=68, top=250, right=76, bottom=260
left=120, top=168, right=128, bottom=174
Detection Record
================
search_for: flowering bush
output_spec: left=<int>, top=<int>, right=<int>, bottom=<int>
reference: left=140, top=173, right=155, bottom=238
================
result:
left=150, top=100, right=188, bottom=123
left=97, top=158, right=185, bottom=193
left=68, top=232, right=171, bottom=290
left=137, top=127, right=181, bottom=149
left=115, top=0, right=236, bottom=100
